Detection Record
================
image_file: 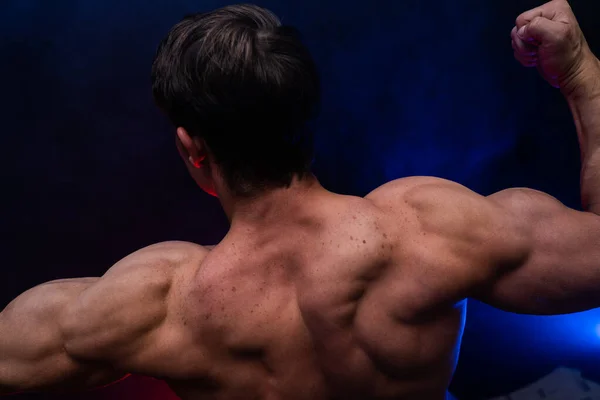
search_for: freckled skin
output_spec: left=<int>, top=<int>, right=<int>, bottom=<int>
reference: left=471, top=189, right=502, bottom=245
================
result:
left=5, top=3, right=600, bottom=397
left=160, top=183, right=473, bottom=400
left=0, top=178, right=528, bottom=400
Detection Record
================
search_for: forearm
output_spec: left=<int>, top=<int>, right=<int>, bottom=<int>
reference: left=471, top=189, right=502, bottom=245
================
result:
left=564, top=52, right=600, bottom=214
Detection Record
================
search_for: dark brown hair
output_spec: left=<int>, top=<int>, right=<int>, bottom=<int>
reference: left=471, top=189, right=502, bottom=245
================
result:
left=152, top=4, right=320, bottom=195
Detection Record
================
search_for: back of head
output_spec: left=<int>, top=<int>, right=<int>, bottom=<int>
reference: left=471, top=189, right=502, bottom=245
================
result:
left=152, top=4, right=320, bottom=196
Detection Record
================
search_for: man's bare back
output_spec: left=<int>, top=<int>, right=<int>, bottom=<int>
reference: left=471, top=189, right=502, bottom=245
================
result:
left=79, top=178, right=475, bottom=400
left=166, top=182, right=469, bottom=400
left=3, top=1, right=600, bottom=399
left=0, top=175, right=540, bottom=399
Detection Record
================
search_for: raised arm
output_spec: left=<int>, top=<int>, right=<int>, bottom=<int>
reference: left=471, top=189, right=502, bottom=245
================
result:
left=369, top=174, right=600, bottom=316
left=511, top=0, right=600, bottom=213
left=366, top=1, right=600, bottom=317
left=0, top=241, right=206, bottom=395
left=473, top=0, right=600, bottom=314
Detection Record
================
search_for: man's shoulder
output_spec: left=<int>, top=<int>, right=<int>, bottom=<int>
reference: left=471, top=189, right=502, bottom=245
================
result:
left=366, top=177, right=530, bottom=305
left=365, top=176, right=469, bottom=220
left=366, top=176, right=459, bottom=204
left=61, top=241, right=215, bottom=379
left=115, top=241, right=213, bottom=269
left=136, top=240, right=214, bottom=254
left=99, top=241, right=214, bottom=293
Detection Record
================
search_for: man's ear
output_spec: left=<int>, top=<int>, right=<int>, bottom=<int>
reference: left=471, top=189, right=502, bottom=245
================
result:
left=177, top=127, right=206, bottom=168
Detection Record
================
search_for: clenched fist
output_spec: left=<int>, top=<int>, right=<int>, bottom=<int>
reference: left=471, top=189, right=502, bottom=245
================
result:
left=512, top=0, right=596, bottom=93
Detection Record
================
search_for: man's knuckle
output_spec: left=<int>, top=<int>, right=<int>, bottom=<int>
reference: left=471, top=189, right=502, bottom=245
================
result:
left=530, top=16, right=544, bottom=28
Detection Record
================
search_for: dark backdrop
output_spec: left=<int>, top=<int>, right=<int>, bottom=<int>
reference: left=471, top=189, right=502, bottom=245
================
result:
left=1, top=1, right=599, bottom=399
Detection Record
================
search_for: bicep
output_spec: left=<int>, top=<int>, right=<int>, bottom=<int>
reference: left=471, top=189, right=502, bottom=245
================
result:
left=479, top=188, right=600, bottom=315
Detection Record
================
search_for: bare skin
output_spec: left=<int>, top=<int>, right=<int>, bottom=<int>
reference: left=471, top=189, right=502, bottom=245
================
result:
left=2, top=1, right=600, bottom=399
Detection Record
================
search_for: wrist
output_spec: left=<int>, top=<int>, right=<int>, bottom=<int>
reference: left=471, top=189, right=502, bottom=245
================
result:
left=561, top=50, right=600, bottom=99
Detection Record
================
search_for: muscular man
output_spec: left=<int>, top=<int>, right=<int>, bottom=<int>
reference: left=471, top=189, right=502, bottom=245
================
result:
left=1, top=1, right=599, bottom=399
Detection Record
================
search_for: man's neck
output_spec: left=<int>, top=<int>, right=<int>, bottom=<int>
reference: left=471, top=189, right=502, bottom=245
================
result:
left=217, top=174, right=327, bottom=226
